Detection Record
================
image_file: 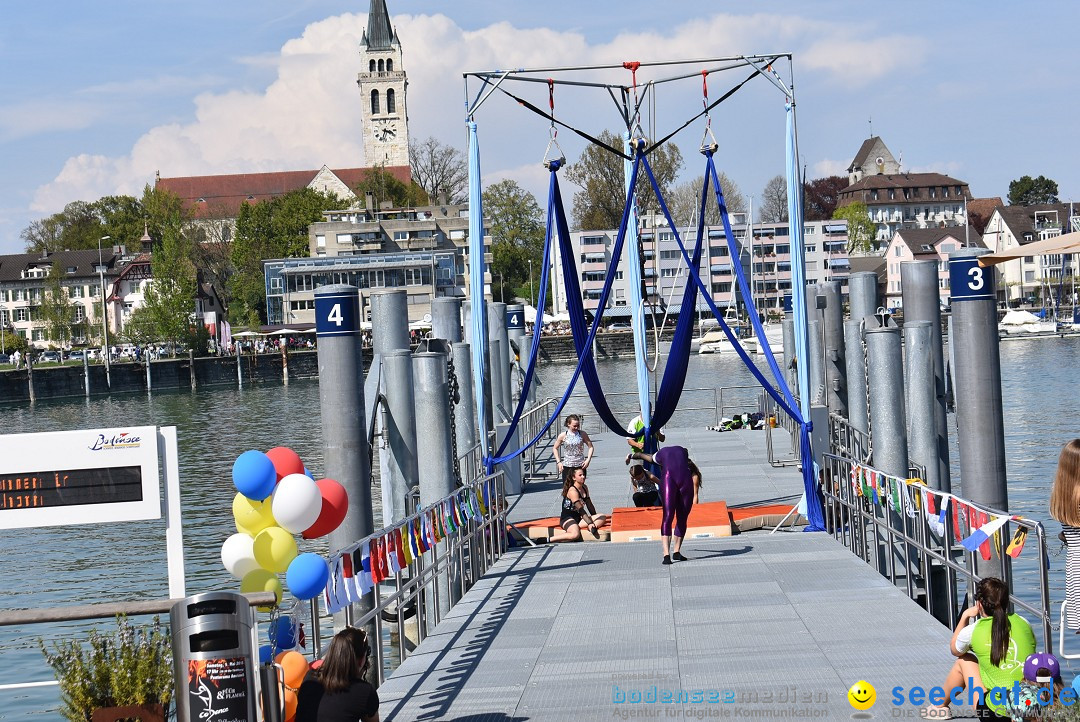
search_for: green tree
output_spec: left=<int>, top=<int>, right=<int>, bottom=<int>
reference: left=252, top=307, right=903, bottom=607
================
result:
left=833, top=202, right=877, bottom=253
left=667, top=173, right=747, bottom=228
left=565, top=130, right=683, bottom=231
left=137, top=226, right=199, bottom=353
left=39, top=262, right=75, bottom=348
left=483, top=180, right=545, bottom=304
left=759, top=175, right=788, bottom=223
left=353, top=165, right=427, bottom=210
left=1008, top=175, right=1059, bottom=206
left=228, top=188, right=341, bottom=324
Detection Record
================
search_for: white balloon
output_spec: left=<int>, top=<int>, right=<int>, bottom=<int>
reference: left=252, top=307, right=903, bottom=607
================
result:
left=272, top=473, right=323, bottom=534
left=221, top=533, right=259, bottom=580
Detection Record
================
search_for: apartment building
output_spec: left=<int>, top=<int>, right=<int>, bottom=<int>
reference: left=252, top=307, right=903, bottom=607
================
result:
left=882, top=227, right=985, bottom=309
left=981, top=203, right=1080, bottom=307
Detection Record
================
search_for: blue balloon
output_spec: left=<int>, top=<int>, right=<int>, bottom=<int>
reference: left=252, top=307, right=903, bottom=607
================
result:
left=286, top=553, right=330, bottom=600
left=304, top=467, right=314, bottom=480
left=258, top=644, right=274, bottom=665
left=232, top=450, right=277, bottom=501
left=273, top=615, right=297, bottom=650
left=1072, top=675, right=1080, bottom=695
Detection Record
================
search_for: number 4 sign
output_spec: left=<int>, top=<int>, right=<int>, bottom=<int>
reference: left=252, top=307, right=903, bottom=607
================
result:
left=315, top=290, right=360, bottom=337
left=948, top=256, right=995, bottom=302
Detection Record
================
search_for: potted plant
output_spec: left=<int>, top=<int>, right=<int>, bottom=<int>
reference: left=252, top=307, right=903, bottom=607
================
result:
left=39, top=615, right=173, bottom=722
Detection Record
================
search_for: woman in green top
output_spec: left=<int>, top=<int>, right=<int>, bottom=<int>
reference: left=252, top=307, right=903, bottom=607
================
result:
left=924, top=577, right=1035, bottom=720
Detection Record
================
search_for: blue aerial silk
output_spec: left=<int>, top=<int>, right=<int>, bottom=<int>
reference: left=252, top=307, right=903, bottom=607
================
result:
left=467, top=121, right=491, bottom=472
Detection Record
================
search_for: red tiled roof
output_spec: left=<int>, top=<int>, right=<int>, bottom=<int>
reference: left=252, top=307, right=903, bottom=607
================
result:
left=156, top=166, right=412, bottom=218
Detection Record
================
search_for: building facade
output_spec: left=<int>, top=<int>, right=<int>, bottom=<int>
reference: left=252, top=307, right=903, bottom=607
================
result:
left=549, top=215, right=850, bottom=321
left=881, top=227, right=984, bottom=309
left=847, top=136, right=901, bottom=185
left=357, top=0, right=410, bottom=168
left=981, top=203, right=1080, bottom=306
left=264, top=202, right=488, bottom=325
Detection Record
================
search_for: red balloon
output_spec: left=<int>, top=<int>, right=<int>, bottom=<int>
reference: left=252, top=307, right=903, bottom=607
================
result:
left=266, top=447, right=304, bottom=481
left=302, top=479, right=349, bottom=539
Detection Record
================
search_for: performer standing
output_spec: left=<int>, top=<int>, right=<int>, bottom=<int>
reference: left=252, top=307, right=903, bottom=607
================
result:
left=627, top=445, right=695, bottom=565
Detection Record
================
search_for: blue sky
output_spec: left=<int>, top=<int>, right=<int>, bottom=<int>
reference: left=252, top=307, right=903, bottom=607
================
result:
left=2, top=1, right=1077, bottom=254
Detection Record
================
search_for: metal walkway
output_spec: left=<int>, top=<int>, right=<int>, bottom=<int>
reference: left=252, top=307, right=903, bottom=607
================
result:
left=377, top=427, right=956, bottom=720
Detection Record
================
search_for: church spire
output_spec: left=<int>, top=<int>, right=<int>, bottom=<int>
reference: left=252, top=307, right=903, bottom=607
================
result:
left=363, top=0, right=395, bottom=50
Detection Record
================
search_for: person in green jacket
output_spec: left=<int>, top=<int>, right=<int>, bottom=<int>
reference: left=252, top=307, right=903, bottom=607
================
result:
left=922, top=577, right=1035, bottom=720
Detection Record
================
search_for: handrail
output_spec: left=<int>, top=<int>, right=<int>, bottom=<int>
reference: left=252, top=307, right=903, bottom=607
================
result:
left=0, top=592, right=277, bottom=627
left=819, top=452, right=1053, bottom=653
left=572, top=386, right=765, bottom=433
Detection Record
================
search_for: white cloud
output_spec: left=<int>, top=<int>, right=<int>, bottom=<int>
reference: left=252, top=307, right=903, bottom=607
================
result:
left=813, top=158, right=848, bottom=178
left=30, top=9, right=924, bottom=216
left=0, top=101, right=101, bottom=142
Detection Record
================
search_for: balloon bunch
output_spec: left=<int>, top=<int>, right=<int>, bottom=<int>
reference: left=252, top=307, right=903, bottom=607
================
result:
left=221, top=447, right=344, bottom=606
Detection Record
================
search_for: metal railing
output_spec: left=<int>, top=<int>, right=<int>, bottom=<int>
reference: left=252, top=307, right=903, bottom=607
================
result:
left=762, top=391, right=801, bottom=467
left=319, top=471, right=508, bottom=684
left=517, top=397, right=558, bottom=480
left=572, top=386, right=766, bottom=433
left=819, top=451, right=1053, bottom=652
left=828, top=411, right=870, bottom=463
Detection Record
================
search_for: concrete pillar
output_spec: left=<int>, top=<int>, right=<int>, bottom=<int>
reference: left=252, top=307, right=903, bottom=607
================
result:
left=314, top=285, right=374, bottom=640
left=949, top=249, right=1007, bottom=512
left=371, top=290, right=410, bottom=355
left=844, top=320, right=869, bottom=436
left=865, top=326, right=908, bottom=478
left=820, top=280, right=846, bottom=415
left=414, top=352, right=457, bottom=615
left=900, top=260, right=951, bottom=493
left=382, top=349, right=419, bottom=527
left=431, top=297, right=463, bottom=343
left=849, top=271, right=880, bottom=327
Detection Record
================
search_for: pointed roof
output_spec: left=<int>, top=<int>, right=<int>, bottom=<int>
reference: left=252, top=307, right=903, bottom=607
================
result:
left=363, top=0, right=396, bottom=50
left=848, top=137, right=882, bottom=173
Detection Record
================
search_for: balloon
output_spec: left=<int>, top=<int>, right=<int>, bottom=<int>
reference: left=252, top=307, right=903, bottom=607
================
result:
left=283, top=687, right=298, bottom=722
left=303, top=467, right=314, bottom=480
left=272, top=474, right=322, bottom=534
left=302, top=479, right=349, bottom=539
left=259, top=644, right=274, bottom=665
left=276, top=650, right=309, bottom=690
left=266, top=447, right=305, bottom=481
left=253, top=527, right=298, bottom=573
left=221, top=533, right=259, bottom=580
left=233, top=450, right=277, bottom=501
left=286, top=553, right=330, bottom=600
left=271, top=615, right=298, bottom=651
left=233, top=493, right=277, bottom=537
left=241, top=568, right=282, bottom=611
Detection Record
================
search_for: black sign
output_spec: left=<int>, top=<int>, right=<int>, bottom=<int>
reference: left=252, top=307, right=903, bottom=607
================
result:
left=0, top=466, right=142, bottom=511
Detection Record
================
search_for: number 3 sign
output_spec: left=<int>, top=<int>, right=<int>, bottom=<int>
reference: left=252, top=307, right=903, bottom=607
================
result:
left=948, top=256, right=995, bottom=302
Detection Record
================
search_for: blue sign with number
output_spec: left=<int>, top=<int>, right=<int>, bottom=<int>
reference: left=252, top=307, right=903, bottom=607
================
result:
left=506, top=309, right=524, bottom=330
left=948, top=257, right=995, bottom=302
left=315, top=291, right=360, bottom=336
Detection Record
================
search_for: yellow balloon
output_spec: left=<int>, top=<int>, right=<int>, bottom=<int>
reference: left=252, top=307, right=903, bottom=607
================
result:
left=241, top=568, right=282, bottom=611
left=253, top=527, right=298, bottom=573
left=233, top=493, right=276, bottom=537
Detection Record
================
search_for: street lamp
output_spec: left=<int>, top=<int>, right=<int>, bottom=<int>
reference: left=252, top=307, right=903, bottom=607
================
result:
left=98, top=235, right=112, bottom=387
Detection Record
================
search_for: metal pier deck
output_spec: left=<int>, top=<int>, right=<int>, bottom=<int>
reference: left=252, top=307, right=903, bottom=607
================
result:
left=377, top=427, right=955, bottom=720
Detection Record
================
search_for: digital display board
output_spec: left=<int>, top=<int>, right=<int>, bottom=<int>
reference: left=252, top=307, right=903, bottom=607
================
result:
left=0, top=426, right=161, bottom=529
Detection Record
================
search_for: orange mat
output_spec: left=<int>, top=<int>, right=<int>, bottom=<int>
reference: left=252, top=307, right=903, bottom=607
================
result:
left=609, top=500, right=730, bottom=542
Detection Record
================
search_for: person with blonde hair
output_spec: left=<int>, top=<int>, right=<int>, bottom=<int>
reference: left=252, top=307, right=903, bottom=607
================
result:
left=296, top=626, right=379, bottom=722
left=1049, top=439, right=1080, bottom=632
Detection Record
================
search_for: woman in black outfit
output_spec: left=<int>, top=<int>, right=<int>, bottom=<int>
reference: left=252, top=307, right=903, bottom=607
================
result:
left=296, top=627, right=380, bottom=722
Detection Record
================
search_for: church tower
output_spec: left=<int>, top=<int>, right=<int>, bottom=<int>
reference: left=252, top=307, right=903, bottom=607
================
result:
left=357, top=0, right=409, bottom=169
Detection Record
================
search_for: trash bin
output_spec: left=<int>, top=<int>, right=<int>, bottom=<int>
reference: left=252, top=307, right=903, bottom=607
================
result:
left=171, top=591, right=259, bottom=722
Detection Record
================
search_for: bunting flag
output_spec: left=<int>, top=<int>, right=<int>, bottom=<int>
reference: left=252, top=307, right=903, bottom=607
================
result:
left=451, top=496, right=464, bottom=528
left=978, top=511, right=993, bottom=561
left=890, top=478, right=901, bottom=514
left=861, top=467, right=870, bottom=498
left=870, top=472, right=880, bottom=506
left=408, top=519, right=421, bottom=558
left=925, top=491, right=937, bottom=516
left=477, top=487, right=488, bottom=515
left=417, top=515, right=430, bottom=553
left=901, top=483, right=916, bottom=518
left=357, top=547, right=373, bottom=595
left=927, top=495, right=949, bottom=538
left=368, top=539, right=382, bottom=585
left=961, top=513, right=1012, bottom=553
left=341, top=552, right=358, bottom=605
left=952, top=502, right=963, bottom=543
left=378, top=535, right=391, bottom=580
left=394, top=528, right=407, bottom=570
left=323, top=561, right=338, bottom=615
left=906, top=479, right=922, bottom=512
left=402, top=526, right=414, bottom=566
left=1007, top=527, right=1028, bottom=558
left=385, top=533, right=400, bottom=575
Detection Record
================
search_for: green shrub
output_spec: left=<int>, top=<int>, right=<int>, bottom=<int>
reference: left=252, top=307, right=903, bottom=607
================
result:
left=39, top=615, right=173, bottom=722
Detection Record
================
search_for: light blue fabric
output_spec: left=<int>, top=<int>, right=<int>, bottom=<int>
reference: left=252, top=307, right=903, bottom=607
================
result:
left=467, top=121, right=491, bottom=472
left=624, top=133, right=652, bottom=445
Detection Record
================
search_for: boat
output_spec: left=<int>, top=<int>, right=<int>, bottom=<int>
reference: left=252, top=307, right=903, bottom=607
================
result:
left=698, top=330, right=757, bottom=355
left=998, top=309, right=1058, bottom=338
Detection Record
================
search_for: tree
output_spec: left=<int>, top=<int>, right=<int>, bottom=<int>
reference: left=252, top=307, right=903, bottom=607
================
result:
left=39, top=262, right=74, bottom=348
left=667, top=173, right=747, bottom=228
left=1008, top=175, right=1059, bottom=206
left=410, top=137, right=468, bottom=205
left=136, top=226, right=199, bottom=353
left=803, top=175, right=847, bottom=221
left=482, top=180, right=545, bottom=304
left=759, top=175, right=788, bottom=223
left=228, top=188, right=341, bottom=324
left=565, top=130, right=683, bottom=231
left=833, top=202, right=877, bottom=253
left=353, top=165, right=427, bottom=210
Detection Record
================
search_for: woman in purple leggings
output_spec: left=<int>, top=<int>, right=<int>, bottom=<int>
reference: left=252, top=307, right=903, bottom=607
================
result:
left=626, top=445, right=695, bottom=565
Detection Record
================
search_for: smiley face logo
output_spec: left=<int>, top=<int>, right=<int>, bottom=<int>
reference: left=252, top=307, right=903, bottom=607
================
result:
left=848, top=680, right=876, bottom=710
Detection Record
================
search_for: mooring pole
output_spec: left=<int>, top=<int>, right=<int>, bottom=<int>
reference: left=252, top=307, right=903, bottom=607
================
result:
left=431, top=297, right=463, bottom=344
left=314, top=285, right=375, bottom=646
left=821, top=280, right=847, bottom=415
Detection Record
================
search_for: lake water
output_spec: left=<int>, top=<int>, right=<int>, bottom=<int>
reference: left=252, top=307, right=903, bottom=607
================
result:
left=1, top=336, right=1078, bottom=718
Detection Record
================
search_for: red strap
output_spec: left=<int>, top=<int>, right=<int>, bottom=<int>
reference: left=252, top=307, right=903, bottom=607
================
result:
left=622, top=61, right=641, bottom=93
left=701, top=69, right=709, bottom=101
left=548, top=78, right=555, bottom=115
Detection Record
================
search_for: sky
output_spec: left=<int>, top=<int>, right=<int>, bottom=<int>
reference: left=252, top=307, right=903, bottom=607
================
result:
left=2, top=1, right=1078, bottom=254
